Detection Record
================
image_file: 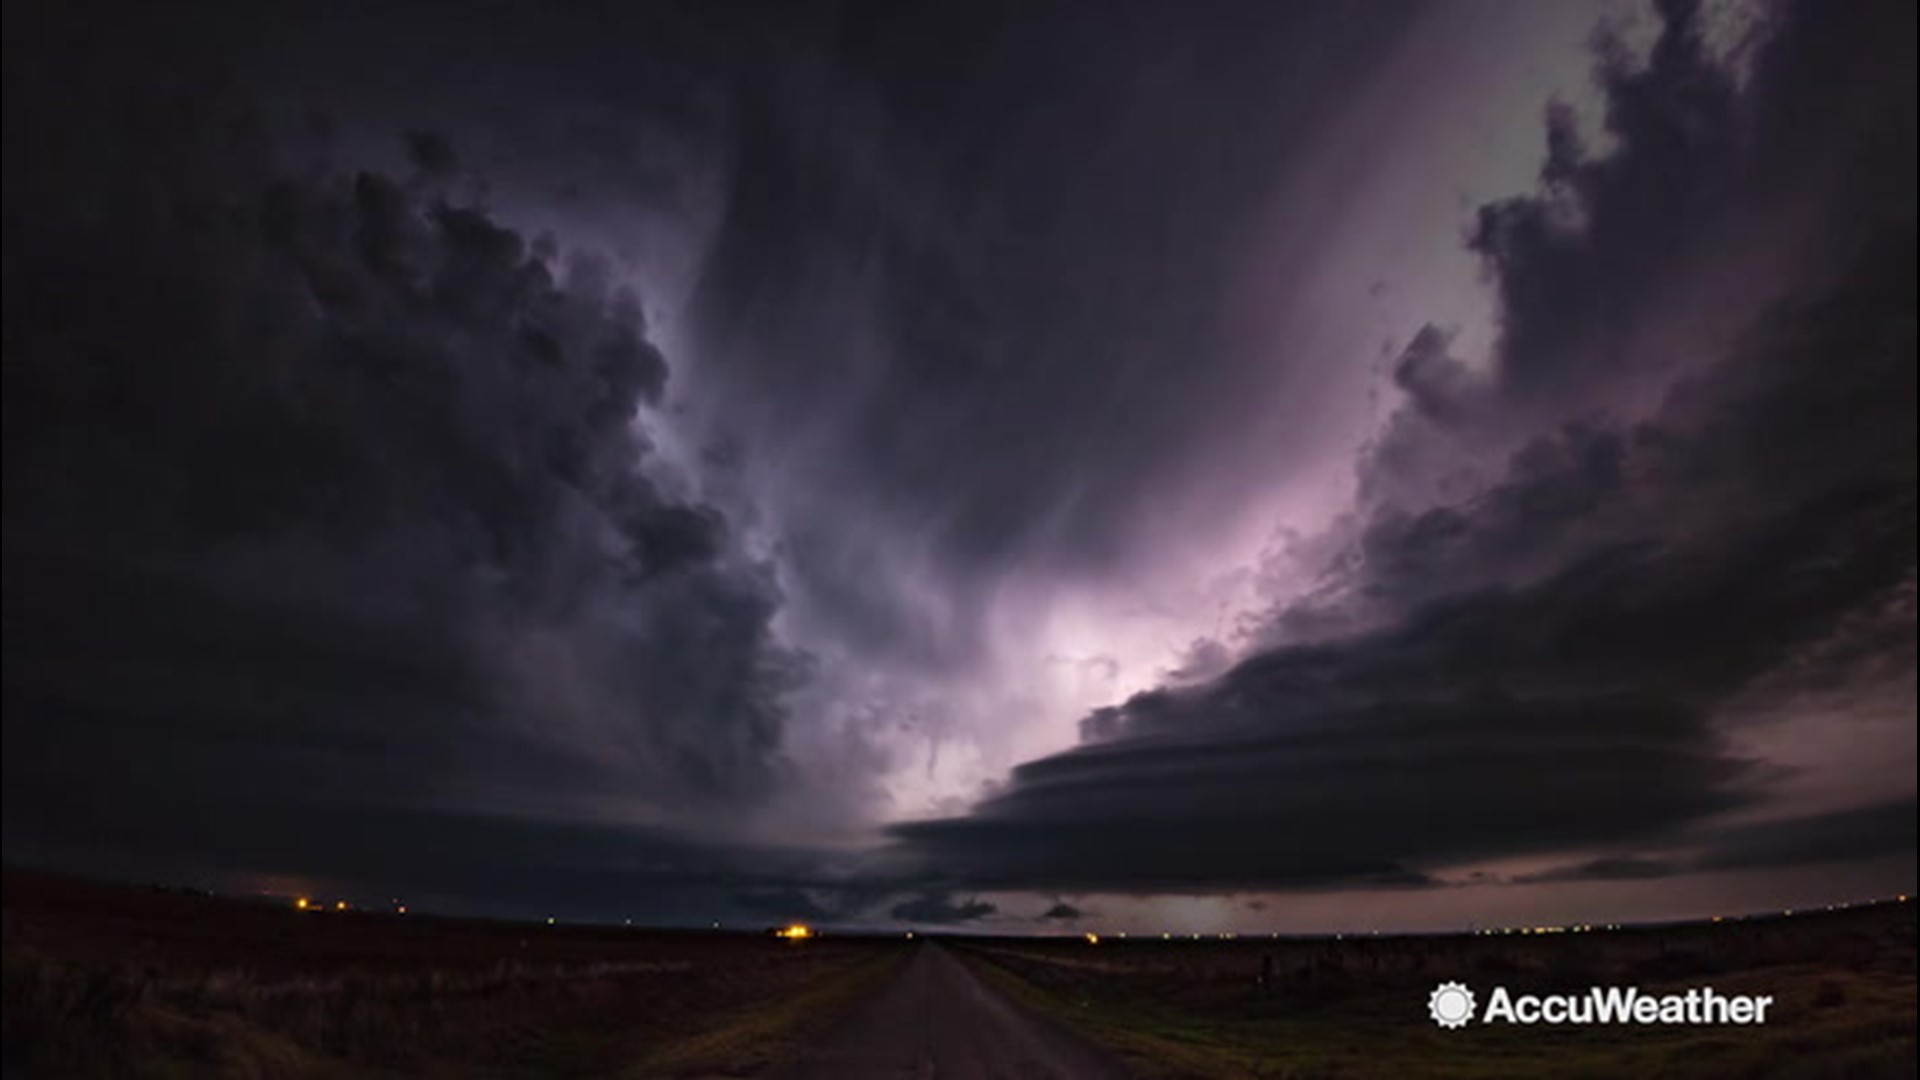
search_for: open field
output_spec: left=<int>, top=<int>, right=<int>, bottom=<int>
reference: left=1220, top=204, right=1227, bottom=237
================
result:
left=1, top=871, right=904, bottom=1078
left=7, top=869, right=1914, bottom=1079
left=953, top=901, right=1918, bottom=1079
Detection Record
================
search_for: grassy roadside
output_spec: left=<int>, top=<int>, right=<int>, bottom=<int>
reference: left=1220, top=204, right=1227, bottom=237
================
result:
left=4, top=943, right=910, bottom=1079
left=949, top=917, right=1919, bottom=1080
left=952, top=948, right=1252, bottom=1078
left=626, top=948, right=906, bottom=1078
left=3, top=872, right=914, bottom=1079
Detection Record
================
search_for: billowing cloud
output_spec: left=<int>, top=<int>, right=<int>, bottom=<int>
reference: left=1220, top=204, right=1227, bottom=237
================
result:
left=889, top=0, right=1915, bottom=898
left=4, top=0, right=1910, bottom=931
left=1, top=20, right=833, bottom=907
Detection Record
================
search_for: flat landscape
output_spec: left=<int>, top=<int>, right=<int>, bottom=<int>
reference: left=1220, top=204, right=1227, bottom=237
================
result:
left=5, top=871, right=1913, bottom=1078
left=1, top=871, right=904, bottom=1078
left=951, top=901, right=1919, bottom=1079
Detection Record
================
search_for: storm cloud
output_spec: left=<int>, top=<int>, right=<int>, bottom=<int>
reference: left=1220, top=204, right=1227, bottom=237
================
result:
left=3, top=0, right=1912, bottom=930
left=890, top=0, right=1916, bottom=899
left=1, top=9, right=828, bottom=909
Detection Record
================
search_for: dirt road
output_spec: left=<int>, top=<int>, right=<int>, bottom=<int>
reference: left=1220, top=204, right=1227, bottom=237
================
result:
left=774, top=942, right=1130, bottom=1079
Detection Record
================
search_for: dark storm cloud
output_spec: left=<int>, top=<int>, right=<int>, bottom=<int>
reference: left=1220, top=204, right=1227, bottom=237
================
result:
left=1, top=10, right=816, bottom=901
left=730, top=888, right=848, bottom=924
left=889, top=892, right=997, bottom=925
left=1038, top=901, right=1086, bottom=921
left=1690, top=799, right=1920, bottom=874
left=889, top=0, right=1916, bottom=894
left=1516, top=798, right=1918, bottom=884
left=685, top=2, right=1427, bottom=655
left=1390, top=324, right=1488, bottom=427
left=3, top=771, right=846, bottom=922
left=1363, top=0, right=1915, bottom=513
left=5, top=0, right=1911, bottom=927
left=1516, top=857, right=1682, bottom=885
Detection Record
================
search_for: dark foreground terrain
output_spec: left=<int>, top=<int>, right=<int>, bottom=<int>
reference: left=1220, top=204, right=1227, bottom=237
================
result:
left=952, top=900, right=1918, bottom=1079
left=4, top=871, right=1913, bottom=1078
left=1, top=871, right=904, bottom=1078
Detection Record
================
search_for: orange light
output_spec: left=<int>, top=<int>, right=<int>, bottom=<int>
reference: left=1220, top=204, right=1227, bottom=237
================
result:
left=295, top=897, right=309, bottom=910
left=1084, top=932, right=1100, bottom=944
left=778, top=924, right=813, bottom=940
left=335, top=901, right=348, bottom=911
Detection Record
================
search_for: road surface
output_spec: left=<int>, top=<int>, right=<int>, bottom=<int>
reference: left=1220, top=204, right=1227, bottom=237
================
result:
left=775, top=942, right=1130, bottom=1079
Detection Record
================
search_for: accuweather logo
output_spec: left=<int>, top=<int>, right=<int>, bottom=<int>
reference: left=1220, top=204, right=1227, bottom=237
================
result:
left=1428, top=982, right=1775, bottom=1028
left=1428, top=982, right=1477, bottom=1028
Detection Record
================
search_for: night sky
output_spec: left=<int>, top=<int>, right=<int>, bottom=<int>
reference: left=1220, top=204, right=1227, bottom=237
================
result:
left=3, top=0, right=1913, bottom=933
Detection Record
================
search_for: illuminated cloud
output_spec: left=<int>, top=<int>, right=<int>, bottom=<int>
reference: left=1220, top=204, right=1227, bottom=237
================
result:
left=2, top=0, right=1910, bottom=928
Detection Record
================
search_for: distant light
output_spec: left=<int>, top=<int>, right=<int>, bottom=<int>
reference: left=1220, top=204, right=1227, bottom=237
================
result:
left=905, top=931, right=915, bottom=940
left=335, top=901, right=348, bottom=911
left=1084, top=932, right=1100, bottom=945
left=777, top=924, right=812, bottom=940
left=397, top=905, right=407, bottom=915
left=294, top=897, right=309, bottom=911
left=547, top=917, right=556, bottom=925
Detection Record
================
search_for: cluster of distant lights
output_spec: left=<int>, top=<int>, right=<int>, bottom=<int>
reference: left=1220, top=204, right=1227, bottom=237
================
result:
left=286, top=893, right=1908, bottom=932
left=1079, top=895, right=1913, bottom=943
left=292, top=897, right=346, bottom=912
left=1468, top=896, right=1909, bottom=936
left=293, top=896, right=407, bottom=915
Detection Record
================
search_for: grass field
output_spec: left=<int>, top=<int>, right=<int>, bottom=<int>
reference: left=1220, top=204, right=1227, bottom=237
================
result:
left=1, top=871, right=904, bottom=1078
left=7, top=869, right=1913, bottom=1078
left=953, top=901, right=1917, bottom=1079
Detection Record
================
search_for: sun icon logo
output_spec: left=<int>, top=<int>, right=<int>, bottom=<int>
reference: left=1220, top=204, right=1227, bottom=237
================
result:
left=1428, top=981, right=1476, bottom=1028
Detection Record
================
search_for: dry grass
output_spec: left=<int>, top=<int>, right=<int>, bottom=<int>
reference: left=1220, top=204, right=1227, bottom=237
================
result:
left=2, top=871, right=904, bottom=1078
left=955, top=901, right=1917, bottom=1079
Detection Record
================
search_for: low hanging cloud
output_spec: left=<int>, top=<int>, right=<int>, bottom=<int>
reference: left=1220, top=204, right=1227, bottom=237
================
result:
left=1516, top=797, right=1920, bottom=884
left=889, top=891, right=998, bottom=925
left=888, top=0, right=1915, bottom=896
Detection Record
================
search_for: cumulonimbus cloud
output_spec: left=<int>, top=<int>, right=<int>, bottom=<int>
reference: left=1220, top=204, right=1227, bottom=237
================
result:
left=886, top=0, right=1916, bottom=896
left=1, top=33, right=819, bottom=891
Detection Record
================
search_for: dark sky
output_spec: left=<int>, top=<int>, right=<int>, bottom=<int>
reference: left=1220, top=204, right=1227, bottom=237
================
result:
left=3, top=0, right=1913, bottom=932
